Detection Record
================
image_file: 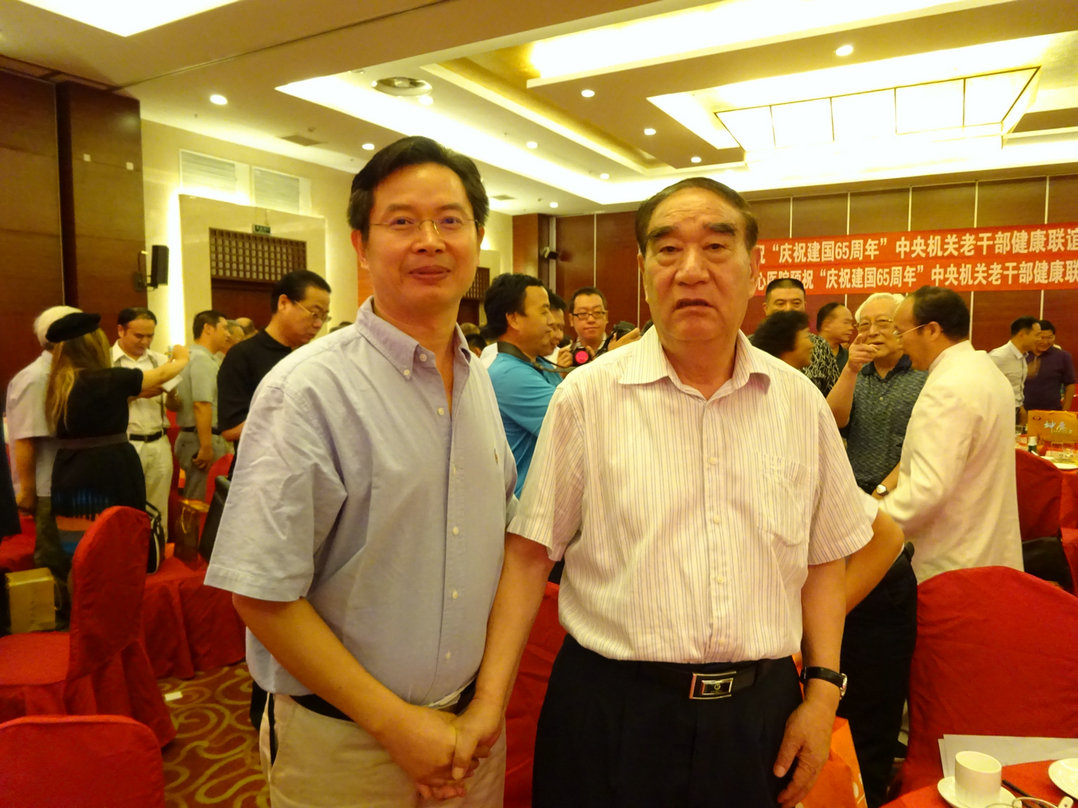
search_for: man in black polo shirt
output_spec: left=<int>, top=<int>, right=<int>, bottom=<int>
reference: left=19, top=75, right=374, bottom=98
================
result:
left=216, top=269, right=330, bottom=729
left=217, top=270, right=332, bottom=456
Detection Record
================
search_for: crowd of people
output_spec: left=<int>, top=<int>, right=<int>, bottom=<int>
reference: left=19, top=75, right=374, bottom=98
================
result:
left=4, top=133, right=1075, bottom=807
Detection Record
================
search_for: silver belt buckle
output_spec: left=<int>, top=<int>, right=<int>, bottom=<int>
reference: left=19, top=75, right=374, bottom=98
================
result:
left=689, top=671, right=736, bottom=699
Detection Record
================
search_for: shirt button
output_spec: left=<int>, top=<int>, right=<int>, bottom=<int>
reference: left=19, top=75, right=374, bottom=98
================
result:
left=437, top=407, right=445, bottom=415
left=452, top=526, right=460, bottom=536
left=419, top=353, right=428, bottom=362
left=445, top=651, right=452, bottom=660
left=452, top=590, right=459, bottom=599
left=713, top=575, right=725, bottom=585
left=711, top=515, right=721, bottom=524
left=708, top=456, right=718, bottom=465
left=402, top=369, right=411, bottom=378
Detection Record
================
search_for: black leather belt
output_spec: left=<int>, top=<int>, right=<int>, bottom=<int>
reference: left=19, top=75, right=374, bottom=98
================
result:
left=633, top=656, right=786, bottom=700
left=180, top=426, right=222, bottom=435
left=291, top=680, right=476, bottom=722
left=129, top=430, right=166, bottom=442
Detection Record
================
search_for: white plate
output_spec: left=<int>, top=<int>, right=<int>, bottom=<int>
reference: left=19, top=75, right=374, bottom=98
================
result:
left=1051, top=460, right=1078, bottom=470
left=937, top=776, right=1013, bottom=808
left=1050, top=758, right=1078, bottom=798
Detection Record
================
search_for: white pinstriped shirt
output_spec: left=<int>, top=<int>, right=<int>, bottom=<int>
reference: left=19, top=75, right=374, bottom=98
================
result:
left=510, top=327, right=872, bottom=663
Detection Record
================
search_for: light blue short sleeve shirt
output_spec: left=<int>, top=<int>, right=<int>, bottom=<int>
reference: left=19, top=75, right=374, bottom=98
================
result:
left=205, top=298, right=517, bottom=706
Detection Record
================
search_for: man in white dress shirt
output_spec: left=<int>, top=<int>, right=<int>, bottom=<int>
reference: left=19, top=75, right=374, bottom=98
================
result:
left=453, top=177, right=877, bottom=808
left=879, top=286, right=1022, bottom=582
left=112, top=307, right=175, bottom=523
left=988, top=315, right=1041, bottom=423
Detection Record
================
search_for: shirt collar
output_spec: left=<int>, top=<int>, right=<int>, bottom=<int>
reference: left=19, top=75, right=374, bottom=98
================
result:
left=860, top=353, right=913, bottom=378
left=355, top=297, right=471, bottom=373
left=618, top=328, right=772, bottom=396
left=929, top=339, right=973, bottom=373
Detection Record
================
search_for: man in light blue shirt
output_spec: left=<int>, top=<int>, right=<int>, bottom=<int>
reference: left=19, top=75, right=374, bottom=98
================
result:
left=205, top=136, right=516, bottom=806
left=485, top=273, right=560, bottom=495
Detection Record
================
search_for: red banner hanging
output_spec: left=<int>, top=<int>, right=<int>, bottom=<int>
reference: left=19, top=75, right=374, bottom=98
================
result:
left=756, top=222, right=1078, bottom=295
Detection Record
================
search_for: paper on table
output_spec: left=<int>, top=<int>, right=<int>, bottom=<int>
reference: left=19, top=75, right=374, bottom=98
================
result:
left=939, top=735, right=1078, bottom=777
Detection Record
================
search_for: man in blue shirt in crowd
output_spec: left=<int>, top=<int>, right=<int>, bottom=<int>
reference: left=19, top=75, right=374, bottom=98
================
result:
left=485, top=273, right=560, bottom=495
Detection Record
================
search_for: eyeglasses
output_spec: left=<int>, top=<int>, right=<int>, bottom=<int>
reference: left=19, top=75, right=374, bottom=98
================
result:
left=294, top=300, right=331, bottom=324
left=856, top=317, right=895, bottom=333
left=571, top=309, right=607, bottom=321
left=893, top=323, right=926, bottom=339
left=369, top=215, right=474, bottom=237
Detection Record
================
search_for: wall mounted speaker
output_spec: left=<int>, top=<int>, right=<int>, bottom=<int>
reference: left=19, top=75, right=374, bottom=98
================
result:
left=150, top=244, right=169, bottom=287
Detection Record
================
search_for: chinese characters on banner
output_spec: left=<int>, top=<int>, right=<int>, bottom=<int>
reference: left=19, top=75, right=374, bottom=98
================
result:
left=755, top=222, right=1078, bottom=295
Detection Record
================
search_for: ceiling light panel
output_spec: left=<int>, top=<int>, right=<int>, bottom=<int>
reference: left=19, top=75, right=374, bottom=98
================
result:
left=772, top=99, right=832, bottom=148
left=964, top=69, right=1036, bottom=125
left=716, top=107, right=774, bottom=151
left=896, top=80, right=963, bottom=133
left=19, top=0, right=240, bottom=37
left=831, top=90, right=895, bottom=141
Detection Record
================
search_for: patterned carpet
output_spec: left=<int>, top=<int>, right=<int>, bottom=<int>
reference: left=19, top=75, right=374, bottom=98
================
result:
left=159, top=663, right=269, bottom=807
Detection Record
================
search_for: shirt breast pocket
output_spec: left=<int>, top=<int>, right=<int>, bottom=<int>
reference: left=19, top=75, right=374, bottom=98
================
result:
left=760, top=457, right=811, bottom=548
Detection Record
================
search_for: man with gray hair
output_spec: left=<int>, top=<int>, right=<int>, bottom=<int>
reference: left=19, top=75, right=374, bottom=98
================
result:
left=827, top=292, right=927, bottom=495
left=824, top=291, right=925, bottom=807
left=5, top=305, right=81, bottom=583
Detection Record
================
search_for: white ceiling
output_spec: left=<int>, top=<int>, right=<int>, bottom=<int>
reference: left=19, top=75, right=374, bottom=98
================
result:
left=3, top=0, right=1077, bottom=216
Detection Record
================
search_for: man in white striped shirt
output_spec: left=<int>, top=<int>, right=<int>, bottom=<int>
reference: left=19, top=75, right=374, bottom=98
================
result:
left=450, top=177, right=878, bottom=808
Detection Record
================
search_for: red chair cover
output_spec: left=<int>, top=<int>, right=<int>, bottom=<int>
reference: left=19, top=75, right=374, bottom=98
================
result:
left=204, top=453, right=234, bottom=504
left=504, top=581, right=565, bottom=808
left=142, top=546, right=246, bottom=678
left=1061, top=471, right=1078, bottom=529
left=0, top=507, right=176, bottom=746
left=1062, top=527, right=1078, bottom=596
left=900, top=566, right=1078, bottom=794
left=1015, top=449, right=1063, bottom=540
left=0, top=528, right=34, bottom=573
left=0, top=714, right=165, bottom=807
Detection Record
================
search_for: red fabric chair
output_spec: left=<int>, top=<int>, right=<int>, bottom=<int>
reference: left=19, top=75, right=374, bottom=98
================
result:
left=504, top=581, right=566, bottom=808
left=1014, top=449, right=1063, bottom=540
left=0, top=714, right=165, bottom=807
left=141, top=545, right=246, bottom=678
left=0, top=506, right=176, bottom=746
left=1062, top=527, right=1078, bottom=596
left=899, top=566, right=1078, bottom=794
left=0, top=515, right=35, bottom=572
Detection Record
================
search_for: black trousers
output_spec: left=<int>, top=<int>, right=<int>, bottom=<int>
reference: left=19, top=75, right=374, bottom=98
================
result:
left=533, top=635, right=801, bottom=808
left=837, top=546, right=918, bottom=808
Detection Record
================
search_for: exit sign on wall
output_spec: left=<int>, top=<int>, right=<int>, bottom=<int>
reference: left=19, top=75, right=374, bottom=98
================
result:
left=252, top=224, right=271, bottom=234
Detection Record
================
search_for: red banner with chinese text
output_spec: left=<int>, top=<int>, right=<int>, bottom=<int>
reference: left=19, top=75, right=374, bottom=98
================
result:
left=756, top=222, right=1078, bottom=295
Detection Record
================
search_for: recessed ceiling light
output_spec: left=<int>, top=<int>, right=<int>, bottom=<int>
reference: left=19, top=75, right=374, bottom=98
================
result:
left=643, top=127, right=656, bottom=136
left=690, top=156, right=702, bottom=164
left=581, top=89, right=595, bottom=98
left=835, top=44, right=854, bottom=57
left=209, top=94, right=228, bottom=106
left=417, top=95, right=434, bottom=106
left=371, top=76, right=432, bottom=96
left=549, top=202, right=559, bottom=209
left=599, top=173, right=610, bottom=180
left=526, top=140, right=539, bottom=149
left=361, top=143, right=375, bottom=151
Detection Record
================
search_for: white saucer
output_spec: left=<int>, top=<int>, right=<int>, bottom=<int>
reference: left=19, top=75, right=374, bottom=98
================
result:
left=1051, top=460, right=1078, bottom=470
left=937, top=776, right=1013, bottom=808
left=1049, top=758, right=1078, bottom=798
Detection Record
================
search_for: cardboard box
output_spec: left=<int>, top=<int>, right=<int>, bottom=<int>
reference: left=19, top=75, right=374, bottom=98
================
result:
left=5, top=567, right=57, bottom=633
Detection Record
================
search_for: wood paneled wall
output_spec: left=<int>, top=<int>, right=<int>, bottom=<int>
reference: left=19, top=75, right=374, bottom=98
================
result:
left=56, top=82, right=147, bottom=324
left=1, top=76, right=147, bottom=397
left=0, top=72, right=63, bottom=395
left=548, top=173, right=1078, bottom=350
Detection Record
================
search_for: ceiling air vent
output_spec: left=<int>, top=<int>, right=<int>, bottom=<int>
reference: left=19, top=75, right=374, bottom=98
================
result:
left=372, top=76, right=432, bottom=96
left=280, top=134, right=324, bottom=147
left=180, top=149, right=238, bottom=195
left=253, top=167, right=302, bottom=214
left=491, top=194, right=515, bottom=201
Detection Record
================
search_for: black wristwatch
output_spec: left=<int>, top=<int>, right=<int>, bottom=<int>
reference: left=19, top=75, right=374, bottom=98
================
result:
left=800, top=666, right=848, bottom=699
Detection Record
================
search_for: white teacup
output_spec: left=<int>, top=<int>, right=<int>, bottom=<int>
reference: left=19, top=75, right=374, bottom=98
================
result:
left=955, top=750, right=1002, bottom=808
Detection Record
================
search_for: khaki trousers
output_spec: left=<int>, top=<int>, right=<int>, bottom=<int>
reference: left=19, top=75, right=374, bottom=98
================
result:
left=260, top=694, right=505, bottom=808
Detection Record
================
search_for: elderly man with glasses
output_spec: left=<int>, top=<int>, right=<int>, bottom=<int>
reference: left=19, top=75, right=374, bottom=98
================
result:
left=824, top=291, right=925, bottom=807
left=877, top=286, right=1022, bottom=584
